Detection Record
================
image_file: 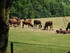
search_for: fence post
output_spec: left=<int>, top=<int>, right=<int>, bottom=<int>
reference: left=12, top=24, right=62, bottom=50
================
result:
left=11, top=42, right=13, bottom=53
left=68, top=51, right=70, bottom=53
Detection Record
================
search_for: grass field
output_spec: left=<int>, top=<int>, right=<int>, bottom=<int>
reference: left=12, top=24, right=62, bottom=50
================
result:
left=7, top=17, right=70, bottom=53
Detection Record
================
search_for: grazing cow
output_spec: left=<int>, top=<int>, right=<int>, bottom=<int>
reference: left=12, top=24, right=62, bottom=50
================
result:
left=34, top=20, right=42, bottom=28
left=66, top=22, right=70, bottom=31
left=22, top=21, right=33, bottom=28
left=43, top=21, right=53, bottom=30
left=9, top=17, right=21, bottom=27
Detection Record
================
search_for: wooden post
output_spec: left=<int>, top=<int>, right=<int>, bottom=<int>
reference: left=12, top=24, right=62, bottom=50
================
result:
left=11, top=42, right=13, bottom=53
left=68, top=51, right=70, bottom=53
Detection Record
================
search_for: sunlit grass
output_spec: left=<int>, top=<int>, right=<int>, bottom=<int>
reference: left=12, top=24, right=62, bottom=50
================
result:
left=8, top=17, right=70, bottom=53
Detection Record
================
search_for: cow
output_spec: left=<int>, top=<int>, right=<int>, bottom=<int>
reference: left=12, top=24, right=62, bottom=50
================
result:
left=22, top=20, right=33, bottom=28
left=43, top=21, right=53, bottom=30
left=9, top=17, right=21, bottom=27
left=56, top=28, right=70, bottom=34
left=33, top=20, right=42, bottom=29
left=66, top=22, right=70, bottom=31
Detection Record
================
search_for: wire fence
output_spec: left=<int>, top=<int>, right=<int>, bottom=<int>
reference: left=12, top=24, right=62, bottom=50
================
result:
left=7, top=42, right=70, bottom=53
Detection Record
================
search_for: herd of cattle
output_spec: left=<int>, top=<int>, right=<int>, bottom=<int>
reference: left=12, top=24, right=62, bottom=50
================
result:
left=9, top=17, right=70, bottom=34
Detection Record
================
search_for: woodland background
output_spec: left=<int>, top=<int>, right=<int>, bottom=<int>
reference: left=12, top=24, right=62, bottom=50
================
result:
left=10, top=0, right=70, bottom=19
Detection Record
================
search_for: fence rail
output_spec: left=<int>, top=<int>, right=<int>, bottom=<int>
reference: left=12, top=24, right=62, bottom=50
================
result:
left=9, top=42, right=70, bottom=53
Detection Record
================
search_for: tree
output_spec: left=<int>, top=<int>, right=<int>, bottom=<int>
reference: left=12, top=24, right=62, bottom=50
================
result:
left=10, top=0, right=70, bottom=18
left=0, top=0, right=13, bottom=53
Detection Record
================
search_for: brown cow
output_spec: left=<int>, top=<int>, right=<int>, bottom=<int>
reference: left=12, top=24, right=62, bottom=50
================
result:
left=22, top=21, right=33, bottom=28
left=9, top=17, right=21, bottom=27
left=56, top=29, right=70, bottom=34
left=66, top=22, right=70, bottom=31
left=34, top=20, right=42, bottom=28
left=43, top=21, right=53, bottom=30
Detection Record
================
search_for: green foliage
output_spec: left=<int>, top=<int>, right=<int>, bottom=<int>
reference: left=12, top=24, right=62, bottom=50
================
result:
left=10, top=0, right=70, bottom=19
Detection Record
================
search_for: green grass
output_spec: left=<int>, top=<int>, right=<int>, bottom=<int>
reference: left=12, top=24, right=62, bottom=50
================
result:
left=7, top=17, right=70, bottom=53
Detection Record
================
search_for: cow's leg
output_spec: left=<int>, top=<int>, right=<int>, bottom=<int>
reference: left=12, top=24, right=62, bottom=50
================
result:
left=39, top=25, right=40, bottom=29
left=28, top=25, right=29, bottom=28
left=13, top=24, right=17, bottom=27
left=50, top=25, right=53, bottom=30
left=9, top=23, right=12, bottom=27
left=39, top=24, right=42, bottom=29
left=34, top=24, right=36, bottom=28
left=12, top=24, right=14, bottom=26
left=51, top=25, right=53, bottom=30
left=34, top=24, right=37, bottom=28
left=49, top=26, right=51, bottom=30
left=17, top=24, right=20, bottom=26
left=10, top=23, right=13, bottom=27
left=36, top=25, right=37, bottom=28
left=28, top=24, right=30, bottom=28
left=22, top=23, right=24, bottom=28
left=47, top=26, right=48, bottom=30
left=43, top=26, right=46, bottom=30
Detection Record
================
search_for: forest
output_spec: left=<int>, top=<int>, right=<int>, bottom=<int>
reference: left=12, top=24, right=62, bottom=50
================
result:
left=10, top=0, right=70, bottom=19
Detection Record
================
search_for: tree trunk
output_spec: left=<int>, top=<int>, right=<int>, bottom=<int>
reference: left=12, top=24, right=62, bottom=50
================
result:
left=0, top=0, right=13, bottom=53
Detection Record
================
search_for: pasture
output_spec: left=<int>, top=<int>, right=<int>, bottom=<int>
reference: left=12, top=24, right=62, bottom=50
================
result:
left=7, top=17, right=70, bottom=53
